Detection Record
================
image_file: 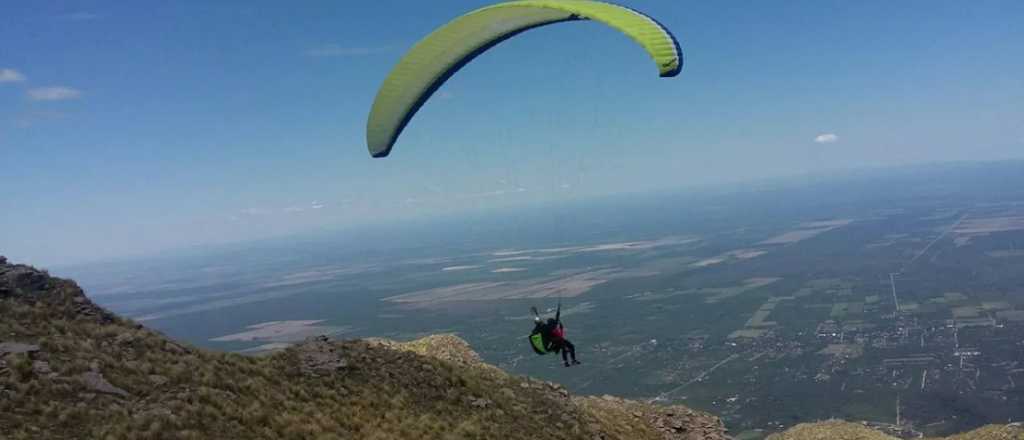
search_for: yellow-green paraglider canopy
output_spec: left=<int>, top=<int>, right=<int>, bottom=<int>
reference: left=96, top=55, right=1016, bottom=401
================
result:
left=366, top=0, right=684, bottom=158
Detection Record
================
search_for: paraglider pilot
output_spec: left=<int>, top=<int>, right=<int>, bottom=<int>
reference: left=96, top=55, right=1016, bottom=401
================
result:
left=532, top=304, right=580, bottom=367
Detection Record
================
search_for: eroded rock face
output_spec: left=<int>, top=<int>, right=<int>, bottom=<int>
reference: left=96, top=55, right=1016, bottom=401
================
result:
left=294, top=336, right=349, bottom=375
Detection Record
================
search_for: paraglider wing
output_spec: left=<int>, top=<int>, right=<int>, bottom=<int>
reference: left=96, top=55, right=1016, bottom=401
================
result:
left=366, top=0, right=683, bottom=158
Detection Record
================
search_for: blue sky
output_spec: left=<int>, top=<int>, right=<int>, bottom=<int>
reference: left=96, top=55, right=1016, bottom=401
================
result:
left=2, top=0, right=1022, bottom=266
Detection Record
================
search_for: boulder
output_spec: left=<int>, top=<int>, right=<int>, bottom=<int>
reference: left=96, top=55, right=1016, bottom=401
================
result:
left=79, top=371, right=129, bottom=397
left=296, top=336, right=349, bottom=375
left=468, top=396, right=493, bottom=408
left=0, top=342, right=40, bottom=355
left=0, top=265, right=49, bottom=295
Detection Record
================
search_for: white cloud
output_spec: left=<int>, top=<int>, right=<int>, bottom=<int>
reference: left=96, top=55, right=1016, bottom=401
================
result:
left=310, top=201, right=325, bottom=209
left=814, top=133, right=839, bottom=144
left=0, top=68, right=25, bottom=83
left=283, top=206, right=305, bottom=213
left=28, top=86, right=81, bottom=101
left=305, top=45, right=390, bottom=57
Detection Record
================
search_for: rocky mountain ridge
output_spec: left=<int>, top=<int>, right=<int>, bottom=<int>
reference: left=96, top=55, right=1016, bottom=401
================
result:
left=1, top=256, right=1021, bottom=439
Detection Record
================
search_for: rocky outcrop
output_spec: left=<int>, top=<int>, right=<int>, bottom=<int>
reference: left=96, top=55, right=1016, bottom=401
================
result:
left=766, top=421, right=897, bottom=440
left=369, top=333, right=486, bottom=368
left=0, top=342, right=40, bottom=355
left=79, top=370, right=130, bottom=397
left=295, top=335, right=350, bottom=375
left=575, top=394, right=729, bottom=440
left=364, top=331, right=728, bottom=440
left=0, top=259, right=50, bottom=296
left=0, top=256, right=116, bottom=324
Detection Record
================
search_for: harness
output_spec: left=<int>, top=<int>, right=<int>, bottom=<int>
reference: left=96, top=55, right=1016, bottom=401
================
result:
left=529, top=332, right=548, bottom=355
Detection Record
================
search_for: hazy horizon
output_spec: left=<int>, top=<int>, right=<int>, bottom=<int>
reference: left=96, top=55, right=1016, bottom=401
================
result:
left=38, top=158, right=1024, bottom=274
left=4, top=158, right=1023, bottom=269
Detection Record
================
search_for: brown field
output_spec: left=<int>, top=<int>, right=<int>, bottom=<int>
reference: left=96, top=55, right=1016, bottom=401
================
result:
left=386, top=268, right=655, bottom=304
left=759, top=227, right=835, bottom=245
left=692, top=257, right=726, bottom=267
left=952, top=306, right=981, bottom=318
left=441, top=265, right=482, bottom=271
left=953, top=215, right=1024, bottom=246
left=749, top=311, right=770, bottom=327
left=260, top=265, right=379, bottom=288
left=490, top=236, right=700, bottom=258
left=729, top=328, right=769, bottom=339
left=955, top=216, right=1024, bottom=234
left=704, top=277, right=782, bottom=303
left=981, top=301, right=1012, bottom=311
left=385, top=282, right=505, bottom=303
left=800, top=219, right=854, bottom=228
left=759, top=219, right=853, bottom=245
left=745, top=310, right=777, bottom=328
left=691, top=249, right=767, bottom=268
